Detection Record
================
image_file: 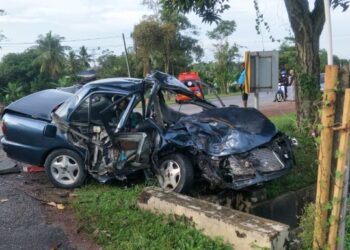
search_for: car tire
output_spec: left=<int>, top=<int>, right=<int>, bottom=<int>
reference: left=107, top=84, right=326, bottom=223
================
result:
left=44, top=149, right=87, bottom=189
left=158, top=153, right=193, bottom=193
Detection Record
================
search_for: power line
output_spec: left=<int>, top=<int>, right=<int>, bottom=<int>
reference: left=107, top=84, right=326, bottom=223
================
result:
left=0, top=34, right=132, bottom=46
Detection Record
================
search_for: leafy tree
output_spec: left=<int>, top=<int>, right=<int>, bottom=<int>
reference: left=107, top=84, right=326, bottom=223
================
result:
left=132, top=18, right=165, bottom=76
left=0, top=49, right=42, bottom=93
left=160, top=0, right=230, bottom=23
left=161, top=0, right=349, bottom=125
left=97, top=51, right=130, bottom=78
left=279, top=37, right=297, bottom=71
left=134, top=3, right=203, bottom=76
left=207, top=20, right=236, bottom=40
left=35, top=31, right=68, bottom=80
left=79, top=46, right=92, bottom=69
left=66, top=50, right=82, bottom=80
left=208, top=20, right=238, bottom=94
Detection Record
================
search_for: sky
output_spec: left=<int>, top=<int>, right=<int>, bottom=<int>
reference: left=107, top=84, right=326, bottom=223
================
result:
left=0, top=0, right=349, bottom=62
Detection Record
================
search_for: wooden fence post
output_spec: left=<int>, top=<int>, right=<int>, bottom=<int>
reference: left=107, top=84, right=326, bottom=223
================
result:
left=313, top=65, right=338, bottom=249
left=327, top=89, right=350, bottom=250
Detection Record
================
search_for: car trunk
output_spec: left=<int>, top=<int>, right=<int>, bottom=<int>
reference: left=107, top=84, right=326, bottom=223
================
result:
left=4, top=89, right=73, bottom=121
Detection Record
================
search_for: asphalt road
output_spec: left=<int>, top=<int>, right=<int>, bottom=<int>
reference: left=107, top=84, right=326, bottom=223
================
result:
left=171, top=86, right=295, bottom=114
left=0, top=177, right=73, bottom=250
left=0, top=141, right=73, bottom=250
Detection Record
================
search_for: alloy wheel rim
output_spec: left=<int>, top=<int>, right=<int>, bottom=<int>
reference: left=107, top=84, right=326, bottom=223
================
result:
left=158, top=160, right=181, bottom=191
left=50, top=155, right=79, bottom=185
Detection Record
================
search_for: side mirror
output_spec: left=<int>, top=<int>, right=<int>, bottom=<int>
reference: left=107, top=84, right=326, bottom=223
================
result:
left=43, top=124, right=57, bottom=138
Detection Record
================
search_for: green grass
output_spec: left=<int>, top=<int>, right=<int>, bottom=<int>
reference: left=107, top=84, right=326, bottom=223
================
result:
left=346, top=202, right=350, bottom=250
left=72, top=184, right=232, bottom=250
left=71, top=112, right=317, bottom=248
left=265, top=113, right=318, bottom=198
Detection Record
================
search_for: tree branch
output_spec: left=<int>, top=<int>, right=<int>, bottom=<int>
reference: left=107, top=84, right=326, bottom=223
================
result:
left=312, top=0, right=326, bottom=36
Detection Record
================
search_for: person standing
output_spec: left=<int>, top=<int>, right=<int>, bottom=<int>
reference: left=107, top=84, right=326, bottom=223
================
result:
left=238, top=63, right=248, bottom=108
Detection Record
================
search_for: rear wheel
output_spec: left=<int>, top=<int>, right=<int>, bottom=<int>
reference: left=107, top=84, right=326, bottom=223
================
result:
left=44, top=149, right=87, bottom=189
left=157, top=154, right=193, bottom=193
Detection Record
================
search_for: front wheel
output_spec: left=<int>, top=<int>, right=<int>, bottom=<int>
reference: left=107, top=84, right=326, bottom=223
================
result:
left=276, top=91, right=284, bottom=102
left=157, top=153, right=193, bottom=193
left=44, top=149, right=87, bottom=189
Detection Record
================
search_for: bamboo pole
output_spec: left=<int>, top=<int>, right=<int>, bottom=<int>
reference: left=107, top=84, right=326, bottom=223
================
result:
left=313, top=65, right=338, bottom=249
left=327, top=89, right=350, bottom=250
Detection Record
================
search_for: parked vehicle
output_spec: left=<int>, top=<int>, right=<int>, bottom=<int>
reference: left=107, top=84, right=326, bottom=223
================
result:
left=175, top=72, right=204, bottom=103
left=1, top=71, right=296, bottom=193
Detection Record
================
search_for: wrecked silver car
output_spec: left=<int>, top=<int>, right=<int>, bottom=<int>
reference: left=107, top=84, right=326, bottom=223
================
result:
left=1, top=71, right=295, bottom=193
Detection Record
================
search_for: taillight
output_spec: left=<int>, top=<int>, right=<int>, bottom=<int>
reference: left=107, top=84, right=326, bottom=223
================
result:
left=1, top=122, right=7, bottom=135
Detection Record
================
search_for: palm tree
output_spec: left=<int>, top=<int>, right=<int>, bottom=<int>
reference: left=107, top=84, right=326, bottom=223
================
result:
left=79, top=46, right=92, bottom=69
left=67, top=50, right=81, bottom=76
left=35, top=31, right=68, bottom=80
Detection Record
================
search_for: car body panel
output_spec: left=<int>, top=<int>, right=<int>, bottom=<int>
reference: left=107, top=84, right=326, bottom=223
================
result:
left=1, top=112, right=76, bottom=165
left=165, top=107, right=277, bottom=156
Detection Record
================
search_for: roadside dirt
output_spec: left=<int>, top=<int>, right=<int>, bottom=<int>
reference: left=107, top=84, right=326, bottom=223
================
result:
left=0, top=140, right=101, bottom=250
left=1, top=171, right=101, bottom=250
left=260, top=100, right=296, bottom=117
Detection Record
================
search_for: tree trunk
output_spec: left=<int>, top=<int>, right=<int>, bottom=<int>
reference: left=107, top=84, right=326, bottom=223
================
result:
left=295, top=35, right=322, bottom=125
left=143, top=57, right=150, bottom=77
left=284, top=0, right=325, bottom=126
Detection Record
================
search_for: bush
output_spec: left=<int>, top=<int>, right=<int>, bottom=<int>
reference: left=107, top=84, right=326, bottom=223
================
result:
left=298, top=203, right=315, bottom=249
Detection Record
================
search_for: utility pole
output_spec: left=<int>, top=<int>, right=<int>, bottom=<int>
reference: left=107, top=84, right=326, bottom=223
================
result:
left=122, top=33, right=131, bottom=78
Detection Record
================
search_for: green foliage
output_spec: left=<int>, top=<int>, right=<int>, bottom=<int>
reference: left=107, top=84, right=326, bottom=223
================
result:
left=212, top=42, right=238, bottom=94
left=208, top=19, right=238, bottom=94
left=2, top=82, right=24, bottom=103
left=72, top=184, right=232, bottom=250
left=0, top=49, right=41, bottom=92
left=298, top=203, right=315, bottom=249
left=253, top=0, right=280, bottom=42
left=265, top=113, right=318, bottom=198
left=346, top=203, right=350, bottom=249
left=207, top=20, right=236, bottom=40
left=34, top=31, right=69, bottom=80
left=160, top=0, right=230, bottom=23
left=79, top=46, right=92, bottom=69
left=96, top=50, right=139, bottom=78
left=133, top=7, right=203, bottom=76
left=56, top=76, right=73, bottom=88
left=67, top=50, right=83, bottom=80
left=279, top=37, right=297, bottom=70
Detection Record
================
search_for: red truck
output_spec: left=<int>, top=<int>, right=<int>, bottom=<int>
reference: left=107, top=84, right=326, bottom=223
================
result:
left=175, top=72, right=204, bottom=103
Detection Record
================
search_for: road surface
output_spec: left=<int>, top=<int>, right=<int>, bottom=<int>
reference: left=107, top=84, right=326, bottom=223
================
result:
left=170, top=87, right=295, bottom=115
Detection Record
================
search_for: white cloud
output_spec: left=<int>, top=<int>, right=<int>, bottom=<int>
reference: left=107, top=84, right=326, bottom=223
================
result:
left=0, top=0, right=349, bottom=60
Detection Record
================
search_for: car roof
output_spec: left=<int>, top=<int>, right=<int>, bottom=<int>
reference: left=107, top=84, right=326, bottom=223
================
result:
left=82, top=77, right=144, bottom=93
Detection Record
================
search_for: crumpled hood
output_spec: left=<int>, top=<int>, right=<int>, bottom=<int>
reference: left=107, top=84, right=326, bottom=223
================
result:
left=164, top=106, right=278, bottom=156
left=5, top=89, right=73, bottom=121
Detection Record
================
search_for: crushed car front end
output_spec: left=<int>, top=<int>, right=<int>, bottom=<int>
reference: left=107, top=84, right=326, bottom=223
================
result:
left=163, top=106, right=296, bottom=190
left=195, top=133, right=294, bottom=190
